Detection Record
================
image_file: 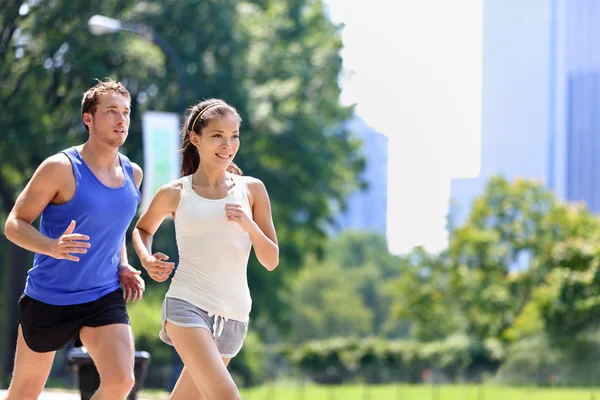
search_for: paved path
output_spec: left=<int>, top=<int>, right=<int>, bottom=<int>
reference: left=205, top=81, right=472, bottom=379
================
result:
left=0, top=389, right=79, bottom=399
left=0, top=389, right=165, bottom=399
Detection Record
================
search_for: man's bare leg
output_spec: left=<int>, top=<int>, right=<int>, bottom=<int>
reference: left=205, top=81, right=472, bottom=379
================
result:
left=79, top=323, right=135, bottom=400
left=4, top=325, right=55, bottom=400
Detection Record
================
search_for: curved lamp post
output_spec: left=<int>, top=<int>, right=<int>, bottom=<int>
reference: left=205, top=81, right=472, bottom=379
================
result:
left=88, top=15, right=186, bottom=115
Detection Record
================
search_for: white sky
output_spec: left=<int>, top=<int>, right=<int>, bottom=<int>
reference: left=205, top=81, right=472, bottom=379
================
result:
left=324, top=0, right=484, bottom=254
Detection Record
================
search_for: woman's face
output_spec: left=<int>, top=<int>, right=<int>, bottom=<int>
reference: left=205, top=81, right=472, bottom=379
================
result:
left=191, top=114, right=241, bottom=170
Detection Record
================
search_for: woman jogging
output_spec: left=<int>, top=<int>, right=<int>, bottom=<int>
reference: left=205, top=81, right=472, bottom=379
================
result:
left=133, top=99, right=279, bottom=399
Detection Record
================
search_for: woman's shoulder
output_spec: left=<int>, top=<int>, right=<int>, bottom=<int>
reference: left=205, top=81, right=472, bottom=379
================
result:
left=235, top=175, right=269, bottom=206
left=236, top=175, right=263, bottom=186
left=156, top=177, right=186, bottom=197
left=235, top=175, right=266, bottom=192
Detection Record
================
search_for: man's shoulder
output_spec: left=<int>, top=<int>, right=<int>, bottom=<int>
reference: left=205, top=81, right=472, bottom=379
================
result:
left=116, top=152, right=143, bottom=187
left=129, top=161, right=143, bottom=188
left=38, top=152, right=72, bottom=174
left=129, top=160, right=143, bottom=175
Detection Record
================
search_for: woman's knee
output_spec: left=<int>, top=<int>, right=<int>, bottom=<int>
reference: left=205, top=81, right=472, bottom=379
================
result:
left=209, top=384, right=241, bottom=400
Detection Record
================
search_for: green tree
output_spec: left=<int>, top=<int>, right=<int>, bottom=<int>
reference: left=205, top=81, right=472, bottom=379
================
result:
left=288, top=259, right=374, bottom=342
left=392, top=176, right=598, bottom=343
left=324, top=231, right=409, bottom=337
left=447, top=177, right=562, bottom=340
left=537, top=226, right=600, bottom=339
left=325, top=231, right=402, bottom=277
left=287, top=232, right=410, bottom=341
left=392, top=247, right=465, bottom=341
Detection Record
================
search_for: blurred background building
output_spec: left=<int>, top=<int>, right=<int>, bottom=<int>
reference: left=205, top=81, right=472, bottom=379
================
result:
left=335, top=116, right=388, bottom=236
left=451, top=0, right=600, bottom=227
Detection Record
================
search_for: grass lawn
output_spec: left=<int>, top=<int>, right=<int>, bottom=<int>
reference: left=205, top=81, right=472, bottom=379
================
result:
left=235, top=384, right=600, bottom=400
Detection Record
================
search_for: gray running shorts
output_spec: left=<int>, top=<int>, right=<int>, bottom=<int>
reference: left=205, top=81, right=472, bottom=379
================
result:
left=160, top=296, right=248, bottom=358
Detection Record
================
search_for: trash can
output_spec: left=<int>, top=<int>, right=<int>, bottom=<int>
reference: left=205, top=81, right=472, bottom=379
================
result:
left=67, top=346, right=151, bottom=400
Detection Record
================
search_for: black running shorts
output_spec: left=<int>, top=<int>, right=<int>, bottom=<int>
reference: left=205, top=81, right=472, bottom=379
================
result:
left=18, top=288, right=130, bottom=353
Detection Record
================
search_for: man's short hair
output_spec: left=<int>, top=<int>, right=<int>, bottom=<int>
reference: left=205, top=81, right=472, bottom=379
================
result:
left=81, top=78, right=131, bottom=131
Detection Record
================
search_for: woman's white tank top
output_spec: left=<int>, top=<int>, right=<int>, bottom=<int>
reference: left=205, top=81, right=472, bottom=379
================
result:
left=166, top=174, right=253, bottom=322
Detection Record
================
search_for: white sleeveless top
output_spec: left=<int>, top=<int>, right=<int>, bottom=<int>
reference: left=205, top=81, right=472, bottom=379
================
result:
left=166, top=174, right=253, bottom=322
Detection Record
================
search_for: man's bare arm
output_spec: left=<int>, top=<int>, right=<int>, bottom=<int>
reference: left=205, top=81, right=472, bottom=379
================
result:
left=4, top=154, right=90, bottom=260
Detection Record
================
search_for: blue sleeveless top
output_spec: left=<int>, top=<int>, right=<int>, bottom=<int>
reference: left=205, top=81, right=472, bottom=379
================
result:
left=24, top=147, right=141, bottom=305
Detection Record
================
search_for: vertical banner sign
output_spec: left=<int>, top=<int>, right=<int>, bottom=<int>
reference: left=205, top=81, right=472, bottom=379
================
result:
left=140, top=111, right=181, bottom=214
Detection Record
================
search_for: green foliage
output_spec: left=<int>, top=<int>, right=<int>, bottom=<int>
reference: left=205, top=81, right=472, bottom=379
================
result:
left=324, top=230, right=403, bottom=277
left=285, top=231, right=409, bottom=342
left=394, top=247, right=464, bottom=341
left=495, top=335, right=562, bottom=386
left=392, top=176, right=600, bottom=345
left=229, top=330, right=269, bottom=387
left=497, top=332, right=600, bottom=387
left=448, top=177, right=564, bottom=340
left=324, top=231, right=410, bottom=336
left=128, top=284, right=167, bottom=341
left=284, top=335, right=504, bottom=385
left=287, top=260, right=374, bottom=342
left=537, top=236, right=600, bottom=339
left=127, top=284, right=174, bottom=367
left=385, top=175, right=600, bottom=386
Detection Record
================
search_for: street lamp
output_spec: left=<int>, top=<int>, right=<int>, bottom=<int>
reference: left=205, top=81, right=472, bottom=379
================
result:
left=88, top=15, right=186, bottom=115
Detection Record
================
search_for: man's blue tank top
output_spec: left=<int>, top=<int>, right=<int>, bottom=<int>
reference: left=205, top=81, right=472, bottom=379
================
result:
left=24, top=147, right=141, bottom=305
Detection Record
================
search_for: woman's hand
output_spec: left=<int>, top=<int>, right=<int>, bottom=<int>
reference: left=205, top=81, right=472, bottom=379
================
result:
left=141, top=252, right=175, bottom=282
left=225, top=203, right=257, bottom=233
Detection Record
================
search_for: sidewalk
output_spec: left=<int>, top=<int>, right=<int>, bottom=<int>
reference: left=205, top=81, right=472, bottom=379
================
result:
left=0, top=389, right=166, bottom=399
left=0, top=389, right=79, bottom=399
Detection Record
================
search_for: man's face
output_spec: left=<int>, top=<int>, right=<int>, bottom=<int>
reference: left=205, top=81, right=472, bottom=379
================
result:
left=84, top=92, right=131, bottom=148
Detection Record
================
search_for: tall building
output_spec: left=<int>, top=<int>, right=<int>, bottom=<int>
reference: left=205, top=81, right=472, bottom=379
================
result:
left=561, top=1, right=600, bottom=212
left=335, top=116, right=388, bottom=236
left=450, top=0, right=600, bottom=227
